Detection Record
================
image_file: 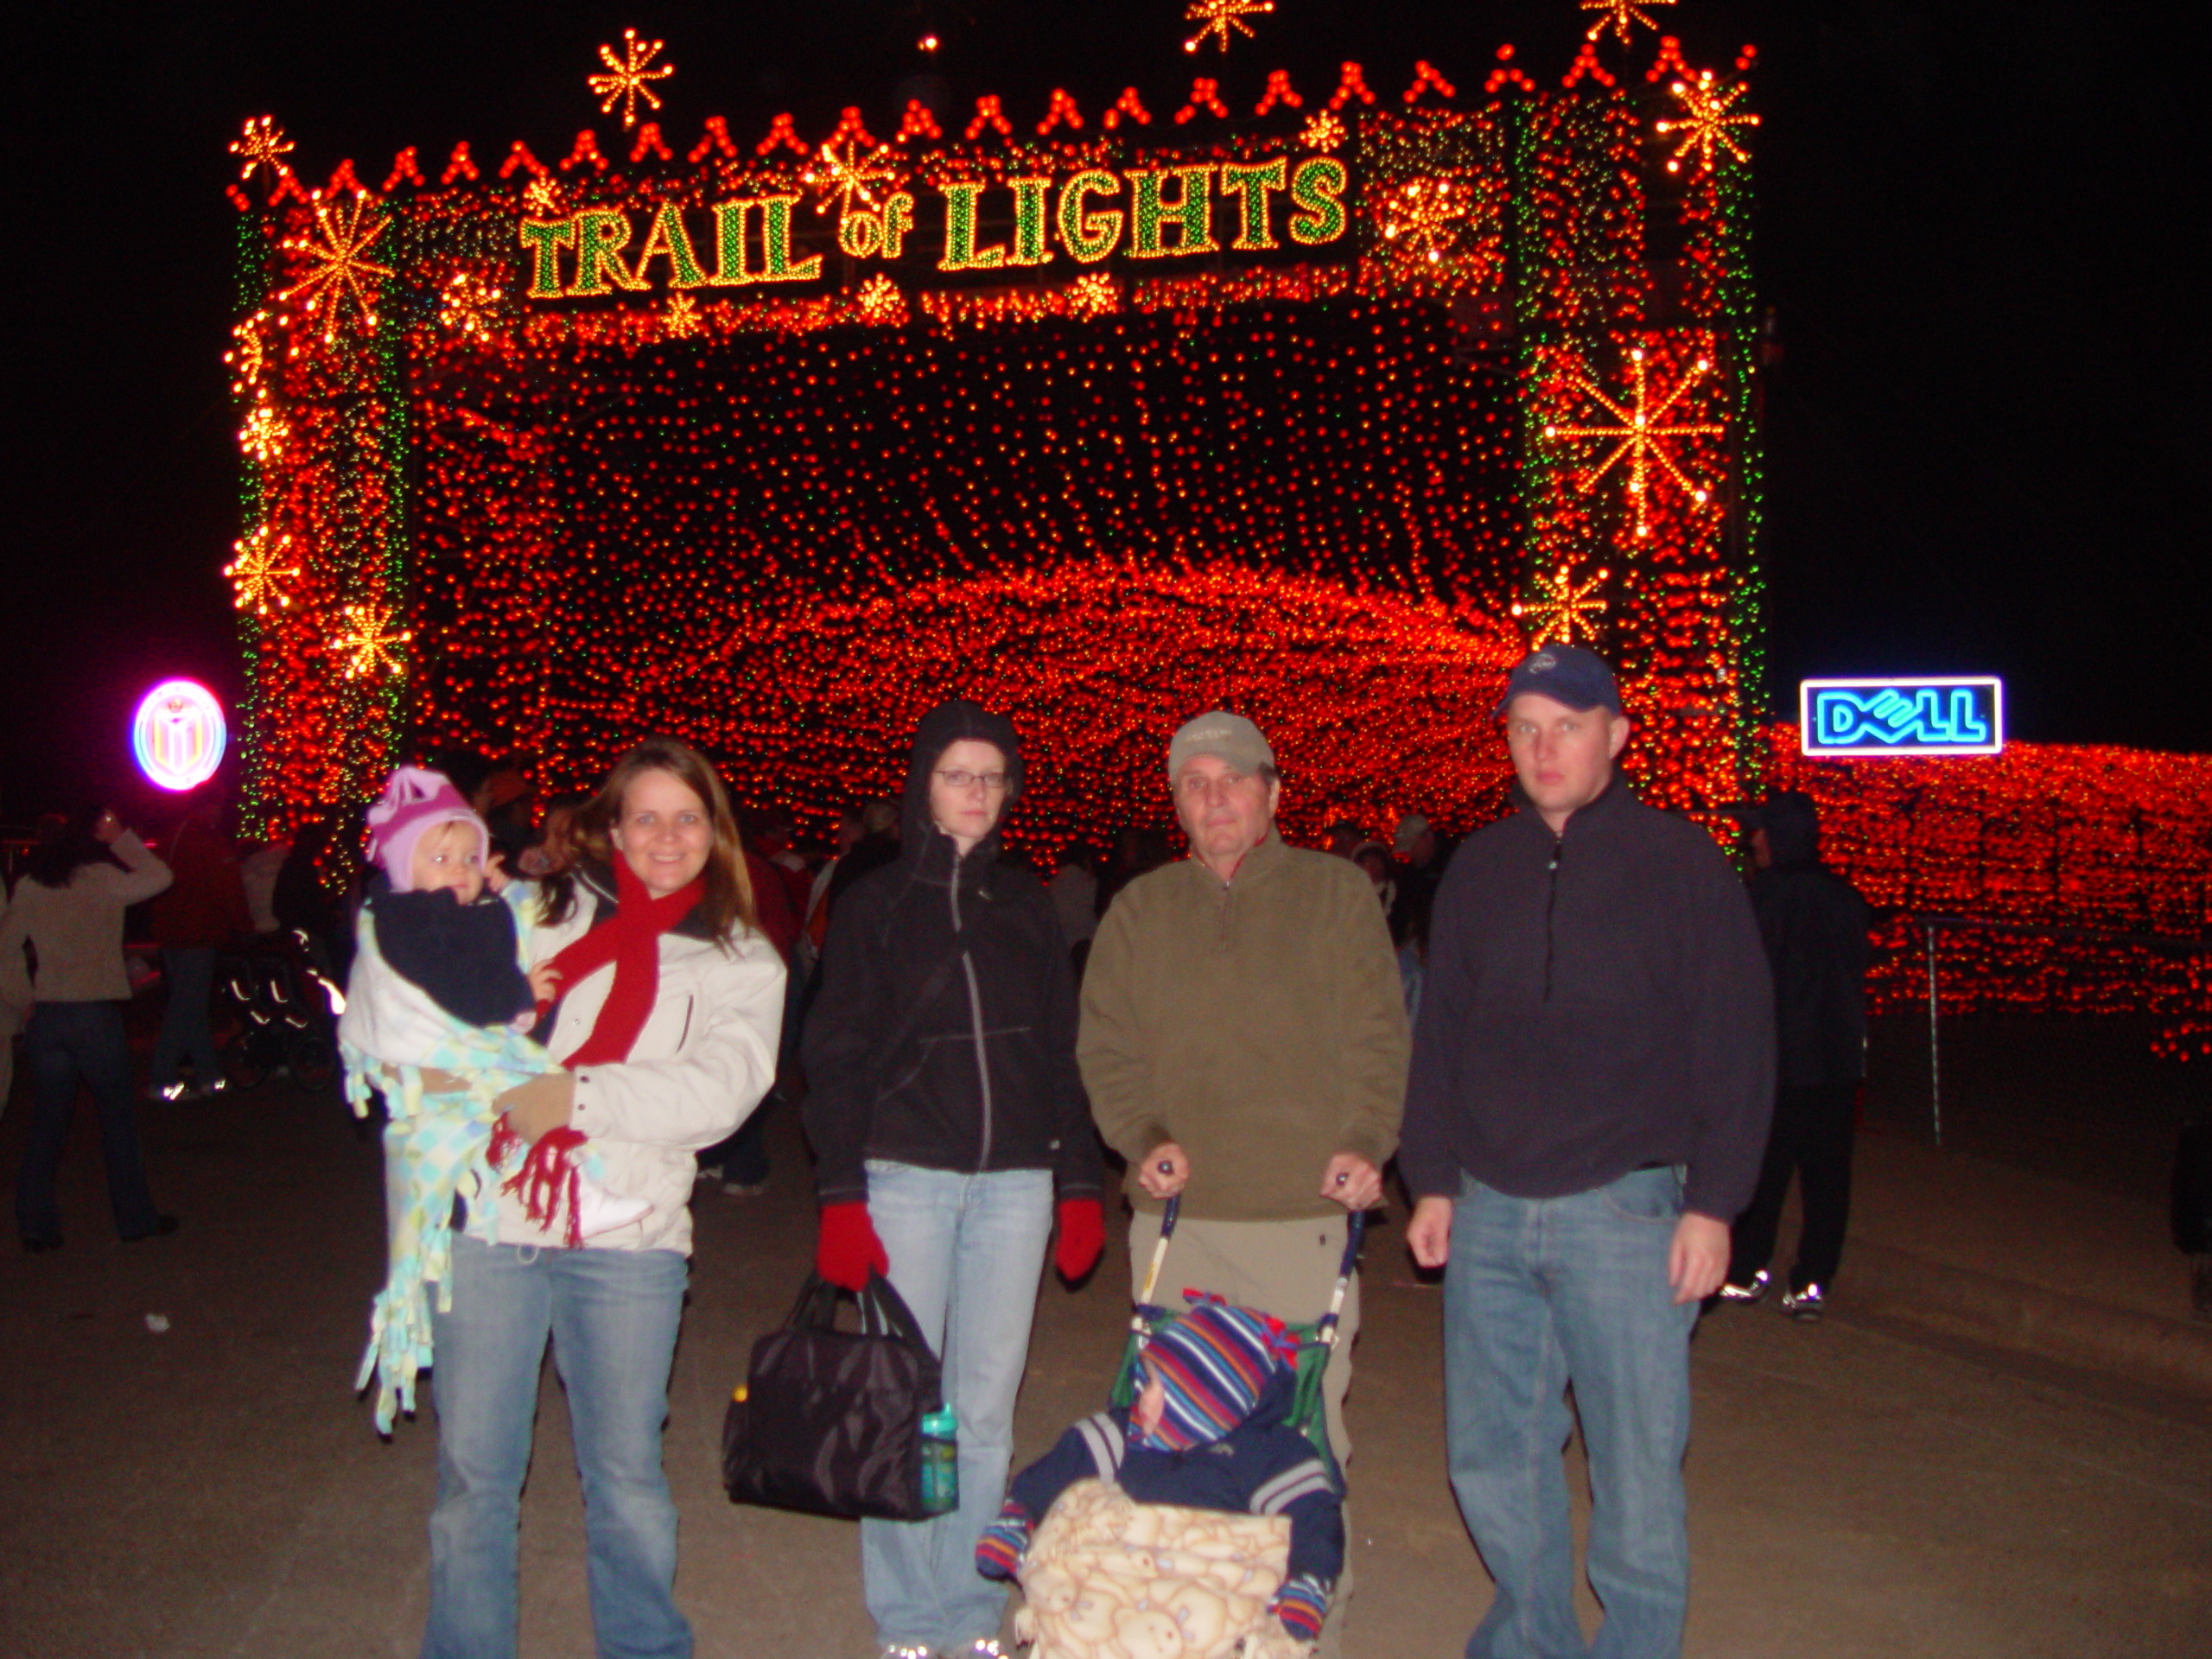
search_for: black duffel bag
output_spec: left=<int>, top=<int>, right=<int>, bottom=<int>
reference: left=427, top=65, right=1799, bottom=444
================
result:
left=722, top=1270, right=950, bottom=1521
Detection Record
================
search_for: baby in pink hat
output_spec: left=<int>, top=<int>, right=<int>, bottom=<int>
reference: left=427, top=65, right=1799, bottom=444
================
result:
left=341, top=767, right=648, bottom=1238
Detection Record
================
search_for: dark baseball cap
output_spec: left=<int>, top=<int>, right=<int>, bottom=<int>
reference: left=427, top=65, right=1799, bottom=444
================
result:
left=1494, top=645, right=1624, bottom=718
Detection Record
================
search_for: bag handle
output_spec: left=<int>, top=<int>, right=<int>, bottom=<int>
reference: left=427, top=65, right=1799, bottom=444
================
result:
left=780, top=1270, right=936, bottom=1362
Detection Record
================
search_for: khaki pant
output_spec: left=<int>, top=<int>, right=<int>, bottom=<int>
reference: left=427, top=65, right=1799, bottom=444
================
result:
left=1126, top=1208, right=1363, bottom=1656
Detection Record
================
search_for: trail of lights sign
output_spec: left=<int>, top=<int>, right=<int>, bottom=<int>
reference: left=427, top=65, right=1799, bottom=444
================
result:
left=225, top=19, right=1768, bottom=853
left=519, top=158, right=1351, bottom=298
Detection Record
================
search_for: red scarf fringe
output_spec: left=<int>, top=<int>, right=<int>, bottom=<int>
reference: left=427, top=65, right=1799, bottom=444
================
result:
left=488, top=1117, right=590, bottom=1249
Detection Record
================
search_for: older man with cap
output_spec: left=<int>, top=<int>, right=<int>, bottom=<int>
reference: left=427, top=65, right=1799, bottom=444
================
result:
left=1078, top=711, right=1408, bottom=1651
left=1402, top=645, right=1774, bottom=1659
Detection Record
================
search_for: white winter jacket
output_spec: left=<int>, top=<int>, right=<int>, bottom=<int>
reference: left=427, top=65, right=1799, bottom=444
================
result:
left=496, top=874, right=785, bottom=1256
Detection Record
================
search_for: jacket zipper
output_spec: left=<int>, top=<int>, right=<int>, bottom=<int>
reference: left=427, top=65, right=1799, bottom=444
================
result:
left=1543, top=835, right=1564, bottom=1002
left=950, top=849, right=995, bottom=1169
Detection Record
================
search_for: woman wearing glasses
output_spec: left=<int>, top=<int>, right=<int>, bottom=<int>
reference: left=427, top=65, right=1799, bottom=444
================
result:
left=803, top=698, right=1104, bottom=1659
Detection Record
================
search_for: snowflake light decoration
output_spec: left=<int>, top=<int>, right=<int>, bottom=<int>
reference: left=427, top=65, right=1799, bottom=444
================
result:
left=1580, top=0, right=1673, bottom=48
left=279, top=191, right=395, bottom=339
left=1300, top=109, right=1345, bottom=152
left=1068, top=272, right=1121, bottom=319
left=1512, top=562, right=1611, bottom=645
left=802, top=139, right=901, bottom=219
left=524, top=175, right=563, bottom=216
left=224, top=525, right=299, bottom=617
left=663, top=292, right=703, bottom=338
left=438, top=270, right=503, bottom=339
left=1379, top=176, right=1477, bottom=266
left=332, top=602, right=410, bottom=680
left=1183, top=0, right=1273, bottom=54
left=230, top=115, right=295, bottom=183
left=1656, top=70, right=1759, bottom=175
left=1544, top=347, right=1723, bottom=540
left=238, top=397, right=288, bottom=463
left=855, top=274, right=906, bottom=325
left=588, top=29, right=674, bottom=129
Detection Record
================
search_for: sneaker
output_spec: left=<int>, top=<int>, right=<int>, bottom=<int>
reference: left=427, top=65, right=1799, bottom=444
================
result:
left=722, top=1179, right=769, bottom=1198
left=1780, top=1282, right=1825, bottom=1320
left=1716, top=1269, right=1770, bottom=1304
left=954, top=1643, right=1007, bottom=1659
left=574, top=1177, right=652, bottom=1239
left=879, top=1647, right=935, bottom=1659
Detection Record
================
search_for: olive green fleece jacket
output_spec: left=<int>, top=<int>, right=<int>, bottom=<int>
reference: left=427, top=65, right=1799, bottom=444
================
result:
left=1077, top=830, right=1410, bottom=1221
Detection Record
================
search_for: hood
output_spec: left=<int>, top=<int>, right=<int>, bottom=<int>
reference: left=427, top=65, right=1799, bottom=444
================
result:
left=897, top=699, right=1025, bottom=869
left=1758, top=790, right=1822, bottom=866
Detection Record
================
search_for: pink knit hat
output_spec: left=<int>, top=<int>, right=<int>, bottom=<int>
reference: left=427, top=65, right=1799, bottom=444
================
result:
left=365, top=767, right=487, bottom=891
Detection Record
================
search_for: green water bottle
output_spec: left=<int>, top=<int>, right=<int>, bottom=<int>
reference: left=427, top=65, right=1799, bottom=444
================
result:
left=919, top=1407, right=959, bottom=1515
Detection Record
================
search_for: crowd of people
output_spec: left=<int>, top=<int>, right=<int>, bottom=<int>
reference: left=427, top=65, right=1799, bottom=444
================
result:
left=1, top=641, right=1876, bottom=1659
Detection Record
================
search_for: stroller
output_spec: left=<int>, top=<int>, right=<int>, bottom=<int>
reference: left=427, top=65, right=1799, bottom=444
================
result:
left=1011, top=1196, right=1365, bottom=1659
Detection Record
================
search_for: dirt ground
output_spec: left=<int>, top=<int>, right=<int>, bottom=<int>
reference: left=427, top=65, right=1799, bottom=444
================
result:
left=3, top=1014, right=2209, bottom=1657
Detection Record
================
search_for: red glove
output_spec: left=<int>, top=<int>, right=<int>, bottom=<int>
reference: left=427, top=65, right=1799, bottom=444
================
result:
left=817, top=1202, right=888, bottom=1292
left=1054, top=1198, right=1105, bottom=1282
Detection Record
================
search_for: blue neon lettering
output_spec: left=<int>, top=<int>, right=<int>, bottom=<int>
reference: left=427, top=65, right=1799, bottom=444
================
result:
left=1812, top=687, right=1992, bottom=748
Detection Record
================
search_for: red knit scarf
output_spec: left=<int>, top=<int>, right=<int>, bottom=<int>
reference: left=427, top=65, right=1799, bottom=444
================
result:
left=537, top=860, right=706, bottom=1065
left=491, top=861, right=705, bottom=1246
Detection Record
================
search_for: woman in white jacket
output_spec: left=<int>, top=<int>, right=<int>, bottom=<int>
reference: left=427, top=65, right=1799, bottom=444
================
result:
left=420, top=739, right=785, bottom=1659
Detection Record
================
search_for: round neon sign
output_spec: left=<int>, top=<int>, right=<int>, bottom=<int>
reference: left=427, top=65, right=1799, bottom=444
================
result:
left=131, top=680, right=227, bottom=791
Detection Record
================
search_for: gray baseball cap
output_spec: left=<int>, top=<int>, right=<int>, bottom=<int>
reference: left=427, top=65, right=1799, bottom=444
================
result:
left=1167, top=712, right=1275, bottom=779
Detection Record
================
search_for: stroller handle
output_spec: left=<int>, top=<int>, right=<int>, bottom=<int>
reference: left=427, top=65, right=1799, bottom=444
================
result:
left=1134, top=1194, right=1370, bottom=1333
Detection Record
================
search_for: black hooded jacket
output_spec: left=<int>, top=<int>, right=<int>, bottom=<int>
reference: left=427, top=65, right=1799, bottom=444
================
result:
left=1746, top=793, right=1872, bottom=1088
left=802, top=701, right=1103, bottom=1206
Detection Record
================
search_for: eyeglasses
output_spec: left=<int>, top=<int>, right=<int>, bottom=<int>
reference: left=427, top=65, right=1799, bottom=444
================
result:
left=935, top=769, right=1010, bottom=793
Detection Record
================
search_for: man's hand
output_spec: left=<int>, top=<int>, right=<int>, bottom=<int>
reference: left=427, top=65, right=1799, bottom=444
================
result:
left=1138, top=1142, right=1190, bottom=1199
left=1669, top=1211, right=1732, bottom=1304
left=1407, top=1196, right=1453, bottom=1268
left=496, top=1071, right=575, bottom=1142
left=90, top=809, right=123, bottom=845
left=1319, top=1152, right=1383, bottom=1212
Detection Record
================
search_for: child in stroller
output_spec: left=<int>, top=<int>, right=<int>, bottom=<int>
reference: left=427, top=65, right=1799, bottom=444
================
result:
left=976, top=1295, right=1343, bottom=1658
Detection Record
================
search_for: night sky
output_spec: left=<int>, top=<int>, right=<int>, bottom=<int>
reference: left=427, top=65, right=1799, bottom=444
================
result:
left=4, top=0, right=2197, bottom=818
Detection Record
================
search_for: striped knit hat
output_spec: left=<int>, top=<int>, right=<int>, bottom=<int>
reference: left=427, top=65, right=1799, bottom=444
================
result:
left=1135, top=1294, right=1299, bottom=1452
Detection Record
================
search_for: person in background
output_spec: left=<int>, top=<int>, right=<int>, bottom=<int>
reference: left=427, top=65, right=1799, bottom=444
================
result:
left=1350, top=839, right=1395, bottom=918
left=804, top=700, right=1104, bottom=1659
left=274, top=816, right=353, bottom=980
left=1321, top=818, right=1365, bottom=860
left=1078, top=712, right=1408, bottom=1659
left=238, top=832, right=291, bottom=936
left=798, top=805, right=868, bottom=978
left=147, top=791, right=252, bottom=1102
left=0, top=883, right=21, bottom=1122
left=3, top=808, right=180, bottom=1250
left=1402, top=645, right=1774, bottom=1659
left=1389, top=812, right=1446, bottom=947
left=699, top=817, right=802, bottom=1196
left=517, top=795, right=587, bottom=880
left=1717, top=790, right=1872, bottom=1320
left=1046, top=842, right=1098, bottom=978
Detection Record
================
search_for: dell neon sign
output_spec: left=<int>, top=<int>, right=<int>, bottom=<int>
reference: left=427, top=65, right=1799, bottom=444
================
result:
left=1800, top=677, right=2004, bottom=758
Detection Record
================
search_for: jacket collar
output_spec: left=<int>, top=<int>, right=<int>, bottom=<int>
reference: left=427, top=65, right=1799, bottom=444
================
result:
left=575, top=860, right=720, bottom=943
left=1185, top=824, right=1288, bottom=889
left=1510, top=771, right=1635, bottom=840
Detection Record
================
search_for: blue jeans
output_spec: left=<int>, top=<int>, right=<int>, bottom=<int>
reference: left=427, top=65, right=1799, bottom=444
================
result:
left=16, top=1001, right=161, bottom=1240
left=863, top=1160, right=1054, bottom=1652
left=151, top=947, right=222, bottom=1091
left=1443, top=1168, right=1700, bottom=1659
left=423, top=1237, right=691, bottom=1659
